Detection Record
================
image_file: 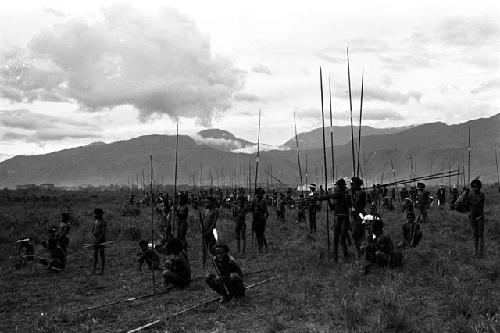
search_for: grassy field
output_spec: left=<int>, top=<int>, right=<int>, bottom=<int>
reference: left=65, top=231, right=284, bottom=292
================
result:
left=1, top=188, right=499, bottom=332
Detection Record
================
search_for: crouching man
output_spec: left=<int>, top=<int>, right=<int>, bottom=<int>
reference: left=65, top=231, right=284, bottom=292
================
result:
left=205, top=243, right=245, bottom=303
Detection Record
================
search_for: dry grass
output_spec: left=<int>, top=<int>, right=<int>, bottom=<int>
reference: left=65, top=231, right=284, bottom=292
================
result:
left=1, top=188, right=499, bottom=332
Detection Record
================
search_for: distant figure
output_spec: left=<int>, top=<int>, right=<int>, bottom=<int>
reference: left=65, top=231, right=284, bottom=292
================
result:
left=232, top=196, right=248, bottom=253
left=401, top=187, right=409, bottom=200
left=468, top=179, right=485, bottom=259
left=57, top=213, right=71, bottom=252
left=176, top=193, right=189, bottom=250
left=203, top=197, right=219, bottom=255
left=297, top=194, right=306, bottom=225
left=137, top=240, right=160, bottom=271
left=129, top=192, right=135, bottom=205
left=92, top=208, right=107, bottom=275
left=307, top=184, right=319, bottom=233
left=398, top=211, right=422, bottom=248
left=40, top=227, right=66, bottom=271
left=251, top=188, right=269, bottom=253
left=205, top=243, right=245, bottom=304
left=449, top=184, right=459, bottom=209
left=415, top=183, right=430, bottom=223
left=162, top=238, right=191, bottom=289
left=436, top=185, right=446, bottom=207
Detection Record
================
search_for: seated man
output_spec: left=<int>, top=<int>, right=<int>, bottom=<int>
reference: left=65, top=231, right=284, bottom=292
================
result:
left=40, top=227, right=66, bottom=271
left=361, top=219, right=402, bottom=272
left=162, top=238, right=191, bottom=289
left=205, top=243, right=245, bottom=303
left=137, top=240, right=160, bottom=271
left=398, top=211, right=422, bottom=248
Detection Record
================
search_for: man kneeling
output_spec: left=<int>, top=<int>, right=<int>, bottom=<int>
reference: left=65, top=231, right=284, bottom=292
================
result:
left=162, top=238, right=191, bottom=289
left=205, top=243, right=245, bottom=303
left=361, top=219, right=402, bottom=272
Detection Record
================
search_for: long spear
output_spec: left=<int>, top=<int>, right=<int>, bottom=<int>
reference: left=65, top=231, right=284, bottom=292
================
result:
left=390, top=152, right=402, bottom=210
left=357, top=70, right=364, bottom=177
left=149, top=155, right=155, bottom=292
left=294, top=112, right=304, bottom=191
left=328, top=76, right=335, bottom=183
left=173, top=123, right=179, bottom=237
left=320, top=67, right=330, bottom=250
left=468, top=124, right=471, bottom=186
left=305, top=152, right=308, bottom=188
left=495, top=150, right=499, bottom=190
left=254, top=109, right=262, bottom=194
left=347, top=47, right=356, bottom=176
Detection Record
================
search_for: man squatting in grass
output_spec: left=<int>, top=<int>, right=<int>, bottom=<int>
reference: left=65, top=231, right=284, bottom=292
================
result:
left=468, top=179, right=485, bottom=259
left=361, top=218, right=403, bottom=272
left=398, top=211, right=422, bottom=249
left=137, top=240, right=160, bottom=271
left=40, top=226, right=66, bottom=270
left=92, top=208, right=106, bottom=274
left=205, top=243, right=245, bottom=303
left=162, top=238, right=191, bottom=288
left=57, top=213, right=70, bottom=252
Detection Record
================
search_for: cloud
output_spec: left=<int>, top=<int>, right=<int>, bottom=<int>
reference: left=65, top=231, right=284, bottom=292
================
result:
left=438, top=17, right=500, bottom=47
left=361, top=109, right=405, bottom=121
left=44, top=8, right=65, bottom=17
left=0, top=109, right=93, bottom=130
left=0, top=4, right=245, bottom=125
left=1, top=129, right=100, bottom=142
left=364, top=87, right=422, bottom=104
left=252, top=64, right=272, bottom=75
left=234, top=92, right=264, bottom=103
left=470, top=79, right=500, bottom=94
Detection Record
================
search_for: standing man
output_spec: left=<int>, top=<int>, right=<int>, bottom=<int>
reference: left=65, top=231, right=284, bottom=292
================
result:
left=92, top=208, right=107, bottom=275
left=437, top=185, right=446, bottom=208
left=57, top=213, right=71, bottom=252
left=415, top=183, right=430, bottom=223
left=251, top=187, right=269, bottom=253
left=203, top=197, right=219, bottom=255
left=233, top=196, right=248, bottom=253
left=468, top=179, right=485, bottom=259
left=307, top=184, right=319, bottom=233
left=350, top=177, right=367, bottom=258
left=450, top=184, right=459, bottom=209
left=176, top=192, right=189, bottom=250
left=330, top=179, right=352, bottom=262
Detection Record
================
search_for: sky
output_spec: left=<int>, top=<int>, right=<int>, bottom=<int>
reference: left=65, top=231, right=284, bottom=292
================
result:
left=0, top=0, right=499, bottom=161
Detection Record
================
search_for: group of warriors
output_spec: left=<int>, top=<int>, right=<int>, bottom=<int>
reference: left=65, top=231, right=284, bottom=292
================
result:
left=15, top=175, right=486, bottom=302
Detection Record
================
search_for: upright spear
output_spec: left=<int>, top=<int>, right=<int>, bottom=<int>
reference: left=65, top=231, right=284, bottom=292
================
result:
left=495, top=150, right=499, bottom=190
left=305, top=152, right=308, bottom=188
left=390, top=152, right=402, bottom=210
left=468, top=124, right=471, bottom=186
left=357, top=71, right=364, bottom=177
left=328, top=76, right=335, bottom=183
left=173, top=123, right=179, bottom=237
left=254, top=109, right=262, bottom=194
left=320, top=67, right=330, bottom=250
left=294, top=112, right=304, bottom=192
left=347, top=47, right=356, bottom=176
left=149, top=155, right=155, bottom=292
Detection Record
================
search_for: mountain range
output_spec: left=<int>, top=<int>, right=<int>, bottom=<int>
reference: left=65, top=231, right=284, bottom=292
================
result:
left=0, top=114, right=499, bottom=187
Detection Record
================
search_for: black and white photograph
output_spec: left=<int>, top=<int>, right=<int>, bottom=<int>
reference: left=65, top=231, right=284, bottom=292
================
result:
left=0, top=0, right=499, bottom=331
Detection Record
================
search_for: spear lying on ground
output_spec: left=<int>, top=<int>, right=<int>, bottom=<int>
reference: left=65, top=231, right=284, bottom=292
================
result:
left=76, top=270, right=267, bottom=313
left=126, top=275, right=280, bottom=333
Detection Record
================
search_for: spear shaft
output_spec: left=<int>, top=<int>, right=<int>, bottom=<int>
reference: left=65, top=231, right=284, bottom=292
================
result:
left=328, top=76, right=335, bottom=183
left=254, top=109, right=261, bottom=194
left=357, top=71, right=364, bottom=177
left=347, top=47, right=356, bottom=176
left=468, top=124, right=471, bottom=186
left=150, top=155, right=155, bottom=293
left=294, top=113, right=304, bottom=191
left=319, top=67, right=330, bottom=250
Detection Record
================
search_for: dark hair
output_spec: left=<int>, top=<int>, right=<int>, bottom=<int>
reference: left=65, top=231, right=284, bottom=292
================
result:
left=166, top=238, right=184, bottom=254
left=213, top=243, right=229, bottom=253
left=139, top=240, right=148, bottom=248
left=94, top=208, right=104, bottom=218
left=471, top=179, right=482, bottom=189
left=61, top=213, right=70, bottom=222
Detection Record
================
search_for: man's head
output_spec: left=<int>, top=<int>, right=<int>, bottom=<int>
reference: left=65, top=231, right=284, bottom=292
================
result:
left=94, top=208, right=104, bottom=219
left=336, top=178, right=346, bottom=189
left=369, top=202, right=377, bottom=214
left=309, top=183, right=317, bottom=192
left=139, top=240, right=149, bottom=251
left=205, top=196, right=216, bottom=209
left=351, top=177, right=363, bottom=189
left=213, top=243, right=229, bottom=262
left=256, top=187, right=265, bottom=199
left=417, top=182, right=425, bottom=190
left=179, top=193, right=189, bottom=205
left=61, top=213, right=70, bottom=223
left=471, top=179, right=482, bottom=193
